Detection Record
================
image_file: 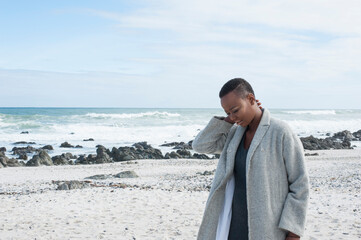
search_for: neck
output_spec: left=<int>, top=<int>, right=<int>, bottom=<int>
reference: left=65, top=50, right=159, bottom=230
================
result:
left=247, top=108, right=263, bottom=132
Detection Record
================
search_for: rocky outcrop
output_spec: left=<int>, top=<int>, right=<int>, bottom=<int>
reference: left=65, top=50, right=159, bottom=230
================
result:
left=75, top=145, right=113, bottom=165
left=75, top=154, right=97, bottom=165
left=192, top=153, right=211, bottom=159
left=0, top=152, right=24, bottom=167
left=60, top=142, right=82, bottom=148
left=160, top=141, right=193, bottom=150
left=352, top=130, right=361, bottom=140
left=175, top=149, right=193, bottom=158
left=110, top=142, right=164, bottom=162
left=42, top=145, right=54, bottom=150
left=52, top=153, right=76, bottom=165
left=332, top=130, right=354, bottom=141
left=26, top=150, right=53, bottom=166
left=12, top=146, right=38, bottom=156
left=300, top=135, right=352, bottom=150
left=164, top=151, right=182, bottom=159
left=94, top=145, right=113, bottom=164
left=0, top=151, right=8, bottom=167
left=11, top=145, right=53, bottom=160
left=60, top=142, right=74, bottom=148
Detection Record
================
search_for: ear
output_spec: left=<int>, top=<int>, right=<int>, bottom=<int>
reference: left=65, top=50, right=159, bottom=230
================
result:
left=247, top=93, right=256, bottom=105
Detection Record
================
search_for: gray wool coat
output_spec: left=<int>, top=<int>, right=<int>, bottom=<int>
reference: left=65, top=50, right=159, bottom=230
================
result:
left=192, top=109, right=309, bottom=240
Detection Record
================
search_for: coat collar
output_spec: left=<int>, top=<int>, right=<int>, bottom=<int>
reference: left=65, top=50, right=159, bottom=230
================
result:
left=225, top=108, right=271, bottom=176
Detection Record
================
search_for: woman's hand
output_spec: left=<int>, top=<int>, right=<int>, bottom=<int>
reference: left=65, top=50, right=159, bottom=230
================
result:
left=256, top=99, right=262, bottom=109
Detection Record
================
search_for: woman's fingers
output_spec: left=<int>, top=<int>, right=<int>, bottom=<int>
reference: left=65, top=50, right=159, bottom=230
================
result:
left=256, top=99, right=262, bottom=109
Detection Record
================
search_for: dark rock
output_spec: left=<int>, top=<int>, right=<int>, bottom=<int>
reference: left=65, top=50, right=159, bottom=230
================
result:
left=86, top=154, right=97, bottom=163
left=173, top=142, right=192, bottom=150
left=55, top=180, right=91, bottom=190
left=132, top=141, right=152, bottom=150
left=85, top=174, right=113, bottom=180
left=332, top=130, right=353, bottom=141
left=18, top=154, right=28, bottom=160
left=75, top=145, right=83, bottom=148
left=176, top=149, right=192, bottom=158
left=26, top=150, right=53, bottom=166
left=160, top=142, right=179, bottom=147
left=114, top=170, right=139, bottom=178
left=300, top=135, right=352, bottom=150
left=42, top=145, right=54, bottom=150
left=0, top=147, right=6, bottom=152
left=66, top=152, right=76, bottom=159
left=20, top=131, right=29, bottom=134
left=164, top=151, right=182, bottom=159
left=115, top=147, right=137, bottom=161
left=192, top=153, right=211, bottom=159
left=12, top=145, right=38, bottom=156
left=83, top=138, right=94, bottom=141
left=0, top=151, right=8, bottom=167
left=305, top=153, right=319, bottom=156
left=214, top=154, right=221, bottom=159
left=52, top=153, right=75, bottom=165
left=94, top=145, right=113, bottom=164
left=6, top=158, right=23, bottom=167
left=13, top=141, right=36, bottom=145
left=60, top=142, right=74, bottom=148
left=111, top=142, right=164, bottom=162
left=197, top=170, right=216, bottom=175
left=160, top=141, right=192, bottom=150
left=353, top=130, right=361, bottom=139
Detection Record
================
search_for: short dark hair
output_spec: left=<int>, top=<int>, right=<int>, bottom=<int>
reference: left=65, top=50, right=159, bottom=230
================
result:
left=219, top=78, right=255, bottom=98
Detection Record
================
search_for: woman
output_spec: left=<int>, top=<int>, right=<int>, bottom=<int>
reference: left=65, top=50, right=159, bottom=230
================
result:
left=192, top=78, right=309, bottom=240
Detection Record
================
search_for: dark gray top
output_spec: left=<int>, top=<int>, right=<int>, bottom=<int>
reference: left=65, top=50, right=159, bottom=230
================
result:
left=228, top=133, right=249, bottom=240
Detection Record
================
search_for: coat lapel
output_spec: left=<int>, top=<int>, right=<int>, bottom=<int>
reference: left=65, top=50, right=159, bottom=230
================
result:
left=246, top=109, right=271, bottom=175
left=225, top=126, right=246, bottom=175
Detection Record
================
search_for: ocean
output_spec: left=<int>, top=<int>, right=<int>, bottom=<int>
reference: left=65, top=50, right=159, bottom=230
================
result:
left=1, top=108, right=361, bottom=157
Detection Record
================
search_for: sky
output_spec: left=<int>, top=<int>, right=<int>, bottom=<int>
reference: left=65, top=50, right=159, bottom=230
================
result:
left=0, top=0, right=360, bottom=108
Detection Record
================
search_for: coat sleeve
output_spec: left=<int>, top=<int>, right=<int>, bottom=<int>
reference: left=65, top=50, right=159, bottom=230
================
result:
left=192, top=117, right=234, bottom=154
left=278, top=127, right=310, bottom=237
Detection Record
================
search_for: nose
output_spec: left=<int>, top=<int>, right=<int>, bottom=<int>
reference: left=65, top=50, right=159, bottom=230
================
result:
left=229, top=113, right=236, bottom=121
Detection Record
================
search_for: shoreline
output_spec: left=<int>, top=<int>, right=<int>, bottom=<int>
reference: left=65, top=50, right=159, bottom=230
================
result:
left=1, top=127, right=360, bottom=169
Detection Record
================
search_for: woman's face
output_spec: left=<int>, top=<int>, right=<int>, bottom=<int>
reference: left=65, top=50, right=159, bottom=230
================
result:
left=221, top=90, right=255, bottom=127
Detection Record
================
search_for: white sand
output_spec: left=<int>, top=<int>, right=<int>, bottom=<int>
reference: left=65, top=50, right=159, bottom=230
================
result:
left=0, top=150, right=361, bottom=239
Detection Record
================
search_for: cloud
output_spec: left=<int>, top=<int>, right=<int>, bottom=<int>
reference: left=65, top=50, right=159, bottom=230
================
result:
left=85, top=0, right=361, bottom=82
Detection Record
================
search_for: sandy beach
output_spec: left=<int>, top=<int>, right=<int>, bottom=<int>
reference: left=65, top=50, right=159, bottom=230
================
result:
left=0, top=149, right=360, bottom=239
